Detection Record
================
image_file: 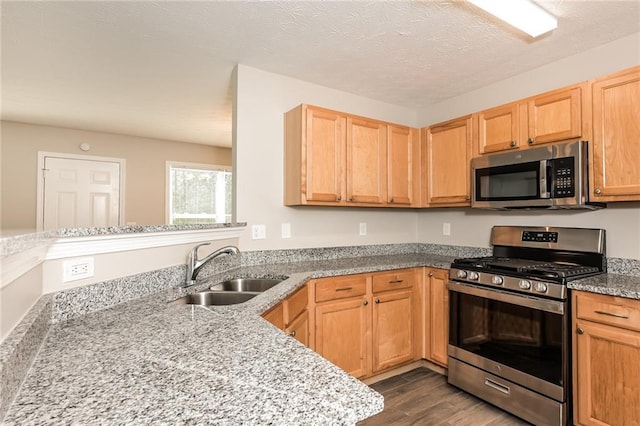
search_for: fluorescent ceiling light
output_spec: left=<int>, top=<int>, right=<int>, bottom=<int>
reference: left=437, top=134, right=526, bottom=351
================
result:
left=468, top=0, right=558, bottom=38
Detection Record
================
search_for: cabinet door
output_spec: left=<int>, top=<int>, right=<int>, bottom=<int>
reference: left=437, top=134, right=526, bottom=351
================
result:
left=476, top=103, right=524, bottom=154
left=262, top=303, right=284, bottom=330
left=527, top=85, right=582, bottom=146
left=590, top=66, right=640, bottom=202
left=575, top=320, right=640, bottom=426
left=372, top=290, right=414, bottom=373
left=428, top=269, right=449, bottom=367
left=346, top=117, right=387, bottom=204
left=315, top=298, right=371, bottom=378
left=424, top=116, right=472, bottom=206
left=305, top=107, right=346, bottom=203
left=387, top=125, right=418, bottom=206
left=285, top=310, right=309, bottom=348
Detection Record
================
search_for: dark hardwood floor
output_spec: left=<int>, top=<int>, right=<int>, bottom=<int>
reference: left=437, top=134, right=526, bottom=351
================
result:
left=358, top=367, right=531, bottom=426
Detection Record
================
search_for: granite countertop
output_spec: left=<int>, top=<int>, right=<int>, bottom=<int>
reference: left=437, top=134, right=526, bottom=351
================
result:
left=568, top=272, right=640, bottom=300
left=3, top=253, right=453, bottom=425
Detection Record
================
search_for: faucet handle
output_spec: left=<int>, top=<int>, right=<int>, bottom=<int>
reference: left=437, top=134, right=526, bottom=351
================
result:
left=190, top=242, right=212, bottom=259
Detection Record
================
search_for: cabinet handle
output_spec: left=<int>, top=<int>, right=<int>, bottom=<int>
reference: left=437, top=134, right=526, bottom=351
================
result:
left=528, top=137, right=534, bottom=145
left=335, top=287, right=353, bottom=292
left=375, top=298, right=380, bottom=304
left=576, top=327, right=584, bottom=334
left=289, top=330, right=296, bottom=337
left=363, top=300, right=368, bottom=306
left=389, top=280, right=404, bottom=284
left=510, top=141, right=516, bottom=147
left=594, top=188, right=602, bottom=195
left=594, top=310, right=629, bottom=319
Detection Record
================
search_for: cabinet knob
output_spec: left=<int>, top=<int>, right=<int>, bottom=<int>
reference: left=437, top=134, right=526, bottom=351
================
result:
left=337, top=195, right=342, bottom=201
left=289, top=330, right=297, bottom=338
left=466, top=196, right=470, bottom=201
left=375, top=298, right=380, bottom=304
left=363, top=300, right=368, bottom=306
left=594, top=188, right=602, bottom=195
left=349, top=197, right=354, bottom=202
left=510, top=140, right=516, bottom=147
left=390, top=198, right=394, bottom=203
left=528, top=137, right=535, bottom=145
left=429, top=272, right=434, bottom=277
left=576, top=327, right=584, bottom=335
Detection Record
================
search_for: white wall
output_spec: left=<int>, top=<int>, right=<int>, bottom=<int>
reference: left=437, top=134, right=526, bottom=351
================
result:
left=416, top=32, right=640, bottom=259
left=234, top=65, right=421, bottom=251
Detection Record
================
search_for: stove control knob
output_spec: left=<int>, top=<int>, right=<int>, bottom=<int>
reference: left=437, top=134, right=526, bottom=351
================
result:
left=457, top=270, right=468, bottom=279
left=518, top=280, right=532, bottom=290
left=534, top=282, right=548, bottom=293
left=492, top=276, right=504, bottom=285
left=468, top=271, right=480, bottom=281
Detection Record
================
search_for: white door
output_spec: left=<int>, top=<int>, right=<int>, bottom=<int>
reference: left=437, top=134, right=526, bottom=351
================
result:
left=42, top=156, right=122, bottom=230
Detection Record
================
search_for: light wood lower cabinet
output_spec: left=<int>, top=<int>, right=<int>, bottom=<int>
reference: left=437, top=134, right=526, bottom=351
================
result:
left=573, top=291, right=640, bottom=426
left=424, top=268, right=449, bottom=367
left=313, top=269, right=420, bottom=379
left=262, top=284, right=311, bottom=348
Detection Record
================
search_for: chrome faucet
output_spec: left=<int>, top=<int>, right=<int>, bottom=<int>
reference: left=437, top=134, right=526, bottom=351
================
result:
left=184, top=243, right=240, bottom=286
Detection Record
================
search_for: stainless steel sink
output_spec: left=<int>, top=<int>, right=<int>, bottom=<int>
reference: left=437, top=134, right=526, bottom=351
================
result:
left=171, top=291, right=258, bottom=306
left=209, top=278, right=283, bottom=292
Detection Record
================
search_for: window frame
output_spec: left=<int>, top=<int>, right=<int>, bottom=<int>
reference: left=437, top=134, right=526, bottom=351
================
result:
left=165, top=161, right=232, bottom=225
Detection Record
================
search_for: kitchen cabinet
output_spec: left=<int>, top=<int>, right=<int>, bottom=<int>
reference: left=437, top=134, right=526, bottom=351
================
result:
left=262, top=284, right=311, bottom=348
left=423, top=116, right=472, bottom=206
left=475, top=84, right=583, bottom=155
left=424, top=268, right=449, bottom=367
left=285, top=104, right=423, bottom=208
left=589, top=65, right=640, bottom=202
left=313, top=269, right=419, bottom=379
left=475, top=102, right=527, bottom=154
left=387, top=125, right=421, bottom=206
left=527, top=84, right=583, bottom=146
left=573, top=291, right=640, bottom=426
left=284, top=105, right=345, bottom=205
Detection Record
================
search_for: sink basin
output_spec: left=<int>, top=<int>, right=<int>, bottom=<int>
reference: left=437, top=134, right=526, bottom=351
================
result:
left=209, top=278, right=283, bottom=292
left=171, top=291, right=257, bottom=306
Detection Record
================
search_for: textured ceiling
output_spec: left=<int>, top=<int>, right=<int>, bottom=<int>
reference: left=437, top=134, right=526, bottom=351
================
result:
left=2, top=1, right=639, bottom=147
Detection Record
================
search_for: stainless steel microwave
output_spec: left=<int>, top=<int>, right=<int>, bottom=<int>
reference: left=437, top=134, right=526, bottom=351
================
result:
left=471, top=140, right=604, bottom=210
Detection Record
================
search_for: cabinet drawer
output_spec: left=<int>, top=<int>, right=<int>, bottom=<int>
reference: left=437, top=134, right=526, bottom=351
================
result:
left=285, top=285, right=308, bottom=325
left=372, top=269, right=413, bottom=293
left=315, top=275, right=367, bottom=302
left=575, top=291, right=640, bottom=332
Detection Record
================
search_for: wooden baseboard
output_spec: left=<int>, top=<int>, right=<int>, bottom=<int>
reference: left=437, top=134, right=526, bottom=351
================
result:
left=362, top=359, right=447, bottom=385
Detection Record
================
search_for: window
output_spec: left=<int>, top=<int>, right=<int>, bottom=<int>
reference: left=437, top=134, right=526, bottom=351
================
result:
left=167, top=162, right=232, bottom=224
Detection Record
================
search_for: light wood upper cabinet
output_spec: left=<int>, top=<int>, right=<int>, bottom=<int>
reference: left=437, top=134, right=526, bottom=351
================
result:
left=424, top=268, right=449, bottom=367
left=573, top=291, right=640, bottom=426
left=346, top=117, right=387, bottom=204
left=387, top=125, right=420, bottom=206
left=476, top=102, right=526, bottom=154
left=285, top=104, right=345, bottom=205
left=285, top=104, right=423, bottom=208
left=589, top=66, right=640, bottom=202
left=423, top=116, right=472, bottom=206
left=527, top=85, right=583, bottom=146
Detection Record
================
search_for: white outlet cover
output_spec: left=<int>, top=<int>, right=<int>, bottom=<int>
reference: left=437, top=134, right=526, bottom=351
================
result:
left=62, top=256, right=95, bottom=282
left=251, top=224, right=266, bottom=240
left=281, top=223, right=291, bottom=239
left=359, top=222, right=367, bottom=236
left=443, top=222, right=451, bottom=236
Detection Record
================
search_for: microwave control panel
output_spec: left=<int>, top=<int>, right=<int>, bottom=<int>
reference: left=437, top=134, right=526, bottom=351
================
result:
left=551, top=157, right=575, bottom=198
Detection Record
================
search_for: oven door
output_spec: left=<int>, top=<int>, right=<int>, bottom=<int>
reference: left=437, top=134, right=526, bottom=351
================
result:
left=448, top=280, right=568, bottom=402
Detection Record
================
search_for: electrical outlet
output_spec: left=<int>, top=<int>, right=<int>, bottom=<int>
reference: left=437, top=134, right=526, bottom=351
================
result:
left=252, top=224, right=266, bottom=239
left=359, top=222, right=367, bottom=236
left=63, top=257, right=95, bottom=282
left=443, top=222, right=451, bottom=236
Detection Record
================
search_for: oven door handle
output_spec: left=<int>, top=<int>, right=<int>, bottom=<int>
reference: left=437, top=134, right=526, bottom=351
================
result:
left=447, top=281, right=565, bottom=315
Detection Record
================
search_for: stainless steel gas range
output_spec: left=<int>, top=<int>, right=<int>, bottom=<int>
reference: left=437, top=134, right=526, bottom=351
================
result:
left=447, top=226, right=606, bottom=425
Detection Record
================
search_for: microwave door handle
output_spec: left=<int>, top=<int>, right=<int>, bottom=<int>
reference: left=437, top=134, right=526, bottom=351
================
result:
left=540, top=160, right=550, bottom=199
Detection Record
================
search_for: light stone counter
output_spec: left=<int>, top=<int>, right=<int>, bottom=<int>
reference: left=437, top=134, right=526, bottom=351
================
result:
left=2, top=253, right=454, bottom=425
